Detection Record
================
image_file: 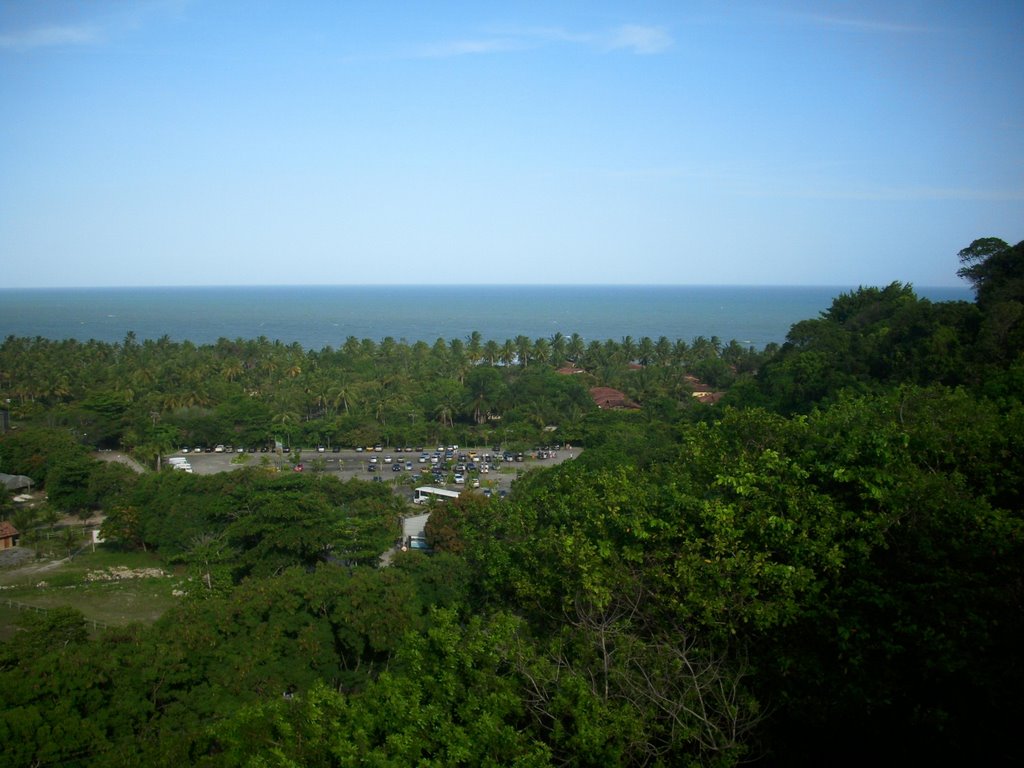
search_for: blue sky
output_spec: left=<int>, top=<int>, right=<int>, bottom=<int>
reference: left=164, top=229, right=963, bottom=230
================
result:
left=1, top=1, right=1021, bottom=288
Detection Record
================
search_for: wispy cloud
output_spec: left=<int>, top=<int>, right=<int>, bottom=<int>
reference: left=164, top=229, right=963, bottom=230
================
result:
left=414, top=36, right=530, bottom=59
left=406, top=23, right=672, bottom=59
left=793, top=13, right=929, bottom=34
left=605, top=25, right=673, bottom=54
left=0, top=24, right=101, bottom=51
left=0, top=0, right=188, bottom=53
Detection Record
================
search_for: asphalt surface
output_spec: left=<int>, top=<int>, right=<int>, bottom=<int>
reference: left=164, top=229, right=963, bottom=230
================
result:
left=166, top=445, right=580, bottom=503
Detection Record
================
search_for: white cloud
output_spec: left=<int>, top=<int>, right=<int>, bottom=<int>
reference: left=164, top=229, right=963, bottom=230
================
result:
left=605, top=25, right=673, bottom=54
left=414, top=37, right=528, bottom=58
left=406, top=23, right=672, bottom=59
left=0, top=1, right=189, bottom=53
left=0, top=24, right=101, bottom=51
left=794, top=14, right=928, bottom=34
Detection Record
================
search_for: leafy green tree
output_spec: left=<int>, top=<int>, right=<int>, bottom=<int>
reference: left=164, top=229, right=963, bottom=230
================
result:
left=86, top=459, right=137, bottom=510
left=0, top=427, right=85, bottom=484
left=210, top=609, right=552, bottom=767
left=226, top=490, right=341, bottom=579
left=44, top=453, right=96, bottom=515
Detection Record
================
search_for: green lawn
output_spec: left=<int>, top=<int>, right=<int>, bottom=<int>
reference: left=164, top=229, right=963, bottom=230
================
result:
left=0, top=546, right=181, bottom=635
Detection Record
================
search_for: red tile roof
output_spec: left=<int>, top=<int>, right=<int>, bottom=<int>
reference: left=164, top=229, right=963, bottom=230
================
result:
left=590, top=387, right=640, bottom=410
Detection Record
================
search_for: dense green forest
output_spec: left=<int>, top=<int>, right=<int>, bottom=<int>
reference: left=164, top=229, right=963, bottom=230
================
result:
left=1, top=238, right=1022, bottom=766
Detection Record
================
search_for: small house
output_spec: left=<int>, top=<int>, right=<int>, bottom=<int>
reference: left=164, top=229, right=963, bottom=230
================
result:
left=0, top=521, right=19, bottom=549
left=589, top=386, right=640, bottom=410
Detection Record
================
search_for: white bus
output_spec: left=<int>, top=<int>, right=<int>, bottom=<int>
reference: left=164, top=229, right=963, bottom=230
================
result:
left=413, top=486, right=461, bottom=504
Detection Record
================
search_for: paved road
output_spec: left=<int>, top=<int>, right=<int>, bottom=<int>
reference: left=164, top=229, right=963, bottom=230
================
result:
left=94, top=451, right=148, bottom=474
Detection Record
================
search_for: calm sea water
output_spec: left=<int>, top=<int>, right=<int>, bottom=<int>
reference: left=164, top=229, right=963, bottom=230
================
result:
left=0, top=285, right=972, bottom=351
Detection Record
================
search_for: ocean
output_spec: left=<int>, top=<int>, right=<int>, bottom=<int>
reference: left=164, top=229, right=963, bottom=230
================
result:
left=0, top=285, right=972, bottom=351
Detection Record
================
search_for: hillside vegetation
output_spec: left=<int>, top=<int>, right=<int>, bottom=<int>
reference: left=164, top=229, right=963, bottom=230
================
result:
left=1, top=239, right=1022, bottom=766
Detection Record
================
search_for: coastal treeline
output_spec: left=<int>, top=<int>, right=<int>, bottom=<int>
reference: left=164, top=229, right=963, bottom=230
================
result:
left=1, top=325, right=765, bottom=462
left=1, top=238, right=1022, bottom=766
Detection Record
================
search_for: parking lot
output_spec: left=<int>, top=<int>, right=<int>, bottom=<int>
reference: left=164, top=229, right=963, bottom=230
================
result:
left=167, top=445, right=579, bottom=502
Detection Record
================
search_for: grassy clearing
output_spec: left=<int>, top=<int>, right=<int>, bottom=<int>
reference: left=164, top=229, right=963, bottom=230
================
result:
left=0, top=546, right=182, bottom=633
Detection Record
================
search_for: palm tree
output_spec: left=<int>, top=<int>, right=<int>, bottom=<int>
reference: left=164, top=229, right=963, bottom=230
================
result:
left=328, top=377, right=356, bottom=415
left=672, top=339, right=690, bottom=368
left=221, top=358, right=244, bottom=383
left=567, top=333, right=586, bottom=365
left=514, top=335, right=532, bottom=368
left=500, top=340, right=517, bottom=368
left=690, top=336, right=717, bottom=362
left=305, top=372, right=334, bottom=419
left=483, top=340, right=501, bottom=366
left=637, top=337, right=655, bottom=367
left=378, top=336, right=397, bottom=361
left=620, top=335, right=637, bottom=365
left=532, top=337, right=551, bottom=366
left=466, top=331, right=483, bottom=365
left=272, top=409, right=300, bottom=448
left=583, top=339, right=605, bottom=370
left=449, top=339, right=470, bottom=384
left=465, top=368, right=504, bottom=424
left=431, top=338, right=451, bottom=373
left=435, top=400, right=455, bottom=429
left=550, top=332, right=567, bottom=365
left=654, top=336, right=673, bottom=367
left=342, top=336, right=362, bottom=357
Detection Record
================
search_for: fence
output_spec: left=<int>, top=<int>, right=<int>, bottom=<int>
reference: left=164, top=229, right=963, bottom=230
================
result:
left=2, top=598, right=112, bottom=631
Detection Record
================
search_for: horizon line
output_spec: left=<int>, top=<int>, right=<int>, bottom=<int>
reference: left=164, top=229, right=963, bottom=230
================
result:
left=0, top=281, right=970, bottom=291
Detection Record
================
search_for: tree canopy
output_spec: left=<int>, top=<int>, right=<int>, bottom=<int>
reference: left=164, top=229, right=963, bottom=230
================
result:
left=2, top=239, right=1022, bottom=765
